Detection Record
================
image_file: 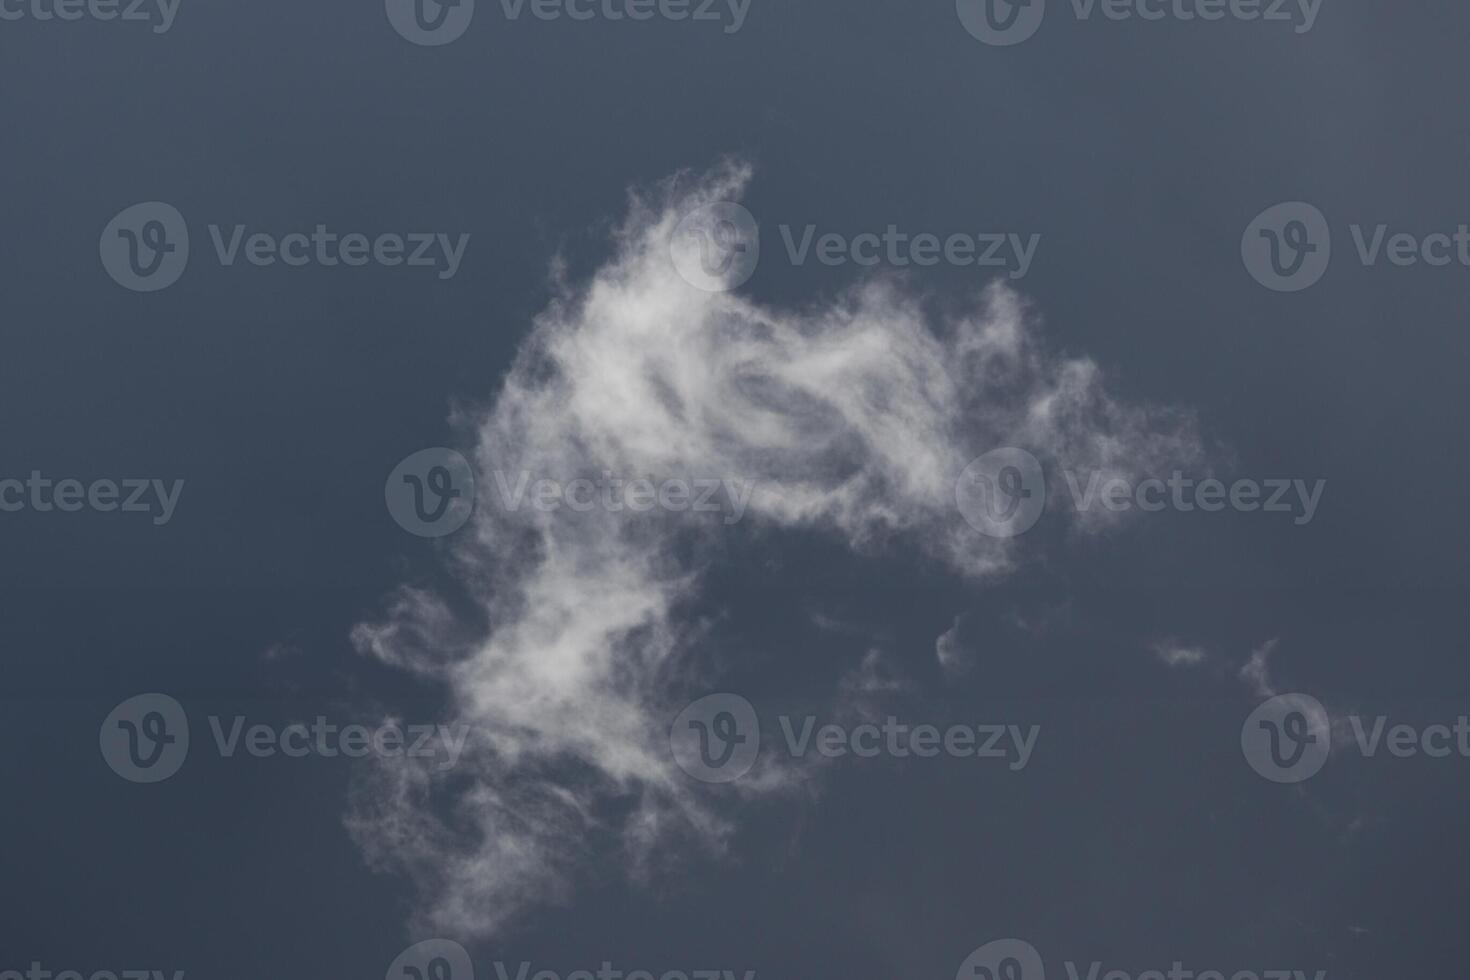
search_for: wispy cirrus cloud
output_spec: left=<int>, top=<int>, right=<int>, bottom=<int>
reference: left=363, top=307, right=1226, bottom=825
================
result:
left=1240, top=637, right=1282, bottom=697
left=347, top=161, right=1207, bottom=938
left=1152, top=639, right=1211, bottom=668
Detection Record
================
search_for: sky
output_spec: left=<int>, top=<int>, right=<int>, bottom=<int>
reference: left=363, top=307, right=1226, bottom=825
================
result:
left=2, top=2, right=1469, bottom=980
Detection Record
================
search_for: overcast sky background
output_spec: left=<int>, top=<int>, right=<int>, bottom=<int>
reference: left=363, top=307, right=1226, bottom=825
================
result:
left=2, top=2, right=1469, bottom=979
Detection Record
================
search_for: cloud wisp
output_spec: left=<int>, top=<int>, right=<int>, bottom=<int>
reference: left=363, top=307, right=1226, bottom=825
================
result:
left=348, top=161, right=1206, bottom=938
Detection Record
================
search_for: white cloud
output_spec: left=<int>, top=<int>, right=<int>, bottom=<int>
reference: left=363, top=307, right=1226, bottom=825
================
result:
left=347, top=161, right=1207, bottom=938
left=1151, top=639, right=1210, bottom=668
left=936, top=616, right=973, bottom=676
left=1239, top=637, right=1281, bottom=697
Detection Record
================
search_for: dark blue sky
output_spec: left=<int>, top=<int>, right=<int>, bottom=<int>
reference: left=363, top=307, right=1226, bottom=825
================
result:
left=2, top=2, right=1468, bottom=979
